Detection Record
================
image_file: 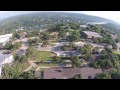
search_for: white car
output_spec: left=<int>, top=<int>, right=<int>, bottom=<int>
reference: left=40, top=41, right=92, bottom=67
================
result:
left=61, top=54, right=66, bottom=57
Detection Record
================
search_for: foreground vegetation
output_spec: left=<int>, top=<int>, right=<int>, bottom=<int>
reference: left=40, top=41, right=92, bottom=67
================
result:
left=2, top=61, right=37, bottom=79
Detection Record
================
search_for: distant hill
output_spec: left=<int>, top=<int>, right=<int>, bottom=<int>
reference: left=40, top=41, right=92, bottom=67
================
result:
left=102, top=23, right=120, bottom=35
left=0, top=12, right=119, bottom=34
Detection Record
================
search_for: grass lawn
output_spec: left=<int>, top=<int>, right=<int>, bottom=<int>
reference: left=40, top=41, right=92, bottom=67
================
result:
left=67, top=29, right=74, bottom=31
left=112, top=50, right=120, bottom=55
left=35, top=51, right=56, bottom=62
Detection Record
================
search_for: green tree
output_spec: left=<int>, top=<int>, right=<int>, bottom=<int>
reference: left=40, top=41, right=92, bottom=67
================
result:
left=32, top=38, right=40, bottom=45
left=69, top=42, right=77, bottom=51
left=4, top=42, right=12, bottom=50
left=109, top=69, right=120, bottom=79
left=94, top=73, right=111, bottom=79
left=20, top=55, right=28, bottom=63
left=41, top=32, right=51, bottom=41
left=89, top=61, right=100, bottom=69
left=27, top=39, right=33, bottom=46
left=58, top=31, right=66, bottom=38
left=42, top=40, right=51, bottom=46
left=69, top=23, right=80, bottom=30
left=93, top=38, right=99, bottom=43
left=61, top=45, right=67, bottom=51
left=2, top=61, right=27, bottom=79
left=115, top=38, right=120, bottom=43
left=112, top=43, right=117, bottom=50
left=79, top=47, right=85, bottom=54
left=12, top=42, right=22, bottom=51
left=73, top=74, right=82, bottom=79
left=92, top=47, right=99, bottom=54
left=54, top=56, right=61, bottom=62
left=2, top=63, right=37, bottom=79
left=68, top=31, right=80, bottom=42
left=71, top=56, right=82, bottom=68
left=84, top=52, right=92, bottom=60
left=26, top=46, right=37, bottom=60
left=18, top=70, right=38, bottom=79
left=32, top=30, right=40, bottom=37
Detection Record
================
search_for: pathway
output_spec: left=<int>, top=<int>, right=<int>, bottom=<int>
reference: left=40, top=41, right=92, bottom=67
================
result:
left=23, top=60, right=37, bottom=72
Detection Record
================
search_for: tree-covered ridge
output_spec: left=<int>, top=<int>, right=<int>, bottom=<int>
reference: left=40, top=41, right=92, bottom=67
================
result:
left=102, top=23, right=120, bottom=35
left=0, top=12, right=119, bottom=35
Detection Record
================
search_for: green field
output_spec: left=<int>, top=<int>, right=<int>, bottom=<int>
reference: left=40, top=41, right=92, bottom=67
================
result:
left=35, top=51, right=56, bottom=62
left=112, top=50, right=120, bottom=55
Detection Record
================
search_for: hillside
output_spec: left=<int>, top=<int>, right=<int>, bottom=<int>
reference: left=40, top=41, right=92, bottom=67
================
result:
left=101, top=23, right=120, bottom=35
left=0, top=12, right=119, bottom=35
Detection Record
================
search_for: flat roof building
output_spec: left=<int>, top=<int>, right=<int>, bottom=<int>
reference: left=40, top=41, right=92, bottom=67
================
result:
left=0, top=54, right=14, bottom=76
left=83, top=31, right=102, bottom=39
left=0, top=34, right=13, bottom=46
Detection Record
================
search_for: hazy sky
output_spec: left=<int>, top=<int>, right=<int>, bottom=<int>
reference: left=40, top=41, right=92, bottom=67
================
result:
left=0, top=11, right=120, bottom=23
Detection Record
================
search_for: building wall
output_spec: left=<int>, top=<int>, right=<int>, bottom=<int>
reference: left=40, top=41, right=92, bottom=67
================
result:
left=87, top=35, right=93, bottom=39
left=2, top=55, right=14, bottom=65
left=0, top=66, right=2, bottom=76
left=81, top=32, right=88, bottom=39
left=0, top=34, right=13, bottom=46
left=0, top=55, right=14, bottom=76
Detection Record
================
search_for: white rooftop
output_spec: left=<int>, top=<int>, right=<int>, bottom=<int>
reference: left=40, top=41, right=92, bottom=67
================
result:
left=0, top=34, right=13, bottom=44
left=0, top=34, right=13, bottom=38
left=80, top=25, right=87, bottom=28
left=0, top=37, right=10, bottom=43
left=83, top=31, right=102, bottom=38
left=0, top=54, right=12, bottom=63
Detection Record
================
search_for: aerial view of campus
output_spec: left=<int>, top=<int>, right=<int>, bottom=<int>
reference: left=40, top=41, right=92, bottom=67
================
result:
left=0, top=11, right=120, bottom=79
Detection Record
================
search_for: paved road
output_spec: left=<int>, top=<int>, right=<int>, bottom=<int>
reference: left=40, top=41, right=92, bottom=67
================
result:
left=37, top=42, right=69, bottom=52
left=13, top=41, right=28, bottom=55
left=37, top=45, right=53, bottom=51
left=23, top=61, right=37, bottom=72
left=52, top=42, right=81, bottom=57
left=13, top=38, right=32, bottom=54
left=13, top=37, right=36, bottom=43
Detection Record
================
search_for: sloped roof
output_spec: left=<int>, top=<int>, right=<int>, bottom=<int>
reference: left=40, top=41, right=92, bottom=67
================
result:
left=43, top=68, right=63, bottom=79
left=83, top=31, right=102, bottom=38
left=80, top=67, right=102, bottom=79
left=0, top=34, right=13, bottom=38
left=43, top=67, right=102, bottom=79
